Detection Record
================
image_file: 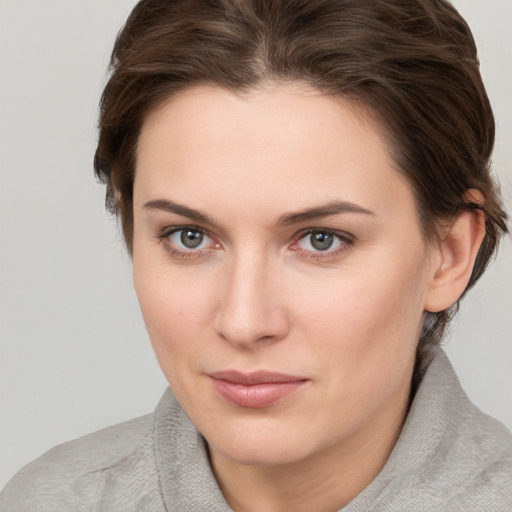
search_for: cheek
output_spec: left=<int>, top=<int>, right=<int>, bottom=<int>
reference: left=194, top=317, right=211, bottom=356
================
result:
left=132, top=253, right=218, bottom=365
left=134, top=268, right=217, bottom=407
left=299, top=260, right=428, bottom=405
left=289, top=244, right=431, bottom=398
left=295, top=264, right=426, bottom=345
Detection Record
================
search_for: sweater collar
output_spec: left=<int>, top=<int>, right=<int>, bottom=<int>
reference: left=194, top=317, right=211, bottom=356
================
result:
left=153, top=386, right=232, bottom=510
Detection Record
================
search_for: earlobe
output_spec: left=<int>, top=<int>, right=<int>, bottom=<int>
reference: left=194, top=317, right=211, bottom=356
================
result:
left=424, top=190, right=486, bottom=313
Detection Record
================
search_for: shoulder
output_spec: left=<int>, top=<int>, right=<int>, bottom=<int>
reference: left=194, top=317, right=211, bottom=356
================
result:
left=409, top=347, right=512, bottom=509
left=422, top=405, right=512, bottom=511
left=444, top=394, right=512, bottom=509
left=350, top=347, right=512, bottom=512
left=0, top=414, right=157, bottom=512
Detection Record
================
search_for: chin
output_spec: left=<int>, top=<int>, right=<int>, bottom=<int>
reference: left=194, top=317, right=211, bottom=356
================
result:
left=214, top=445, right=309, bottom=468
left=206, top=424, right=318, bottom=467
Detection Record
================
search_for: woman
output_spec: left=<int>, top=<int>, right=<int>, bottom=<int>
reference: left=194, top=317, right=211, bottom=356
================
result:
left=1, top=0, right=511, bottom=510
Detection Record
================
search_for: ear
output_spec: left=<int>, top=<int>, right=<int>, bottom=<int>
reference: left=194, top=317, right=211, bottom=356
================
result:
left=424, top=190, right=486, bottom=313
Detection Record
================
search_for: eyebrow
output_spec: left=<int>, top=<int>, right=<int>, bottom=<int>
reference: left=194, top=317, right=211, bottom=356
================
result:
left=276, top=201, right=375, bottom=226
left=143, top=199, right=220, bottom=227
left=143, top=198, right=375, bottom=228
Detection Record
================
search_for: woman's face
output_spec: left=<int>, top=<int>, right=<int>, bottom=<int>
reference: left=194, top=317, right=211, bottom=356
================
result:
left=132, top=83, right=441, bottom=467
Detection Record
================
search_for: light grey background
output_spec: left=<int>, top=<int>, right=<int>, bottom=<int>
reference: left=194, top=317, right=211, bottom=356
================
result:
left=1, top=0, right=511, bottom=491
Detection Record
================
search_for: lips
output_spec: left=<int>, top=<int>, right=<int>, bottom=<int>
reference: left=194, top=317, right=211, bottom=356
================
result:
left=209, top=371, right=308, bottom=408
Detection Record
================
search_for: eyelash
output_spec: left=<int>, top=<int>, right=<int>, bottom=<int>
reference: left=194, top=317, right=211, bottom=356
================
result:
left=156, top=225, right=217, bottom=260
left=291, top=228, right=354, bottom=260
left=155, top=226, right=354, bottom=260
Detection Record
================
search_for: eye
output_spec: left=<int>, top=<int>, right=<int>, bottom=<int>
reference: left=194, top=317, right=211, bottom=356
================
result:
left=300, top=231, right=338, bottom=251
left=172, top=228, right=207, bottom=249
left=292, top=229, right=352, bottom=257
left=156, top=226, right=220, bottom=259
left=168, top=228, right=211, bottom=250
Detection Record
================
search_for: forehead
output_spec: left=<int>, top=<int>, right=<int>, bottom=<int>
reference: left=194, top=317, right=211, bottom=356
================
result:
left=134, top=83, right=416, bottom=224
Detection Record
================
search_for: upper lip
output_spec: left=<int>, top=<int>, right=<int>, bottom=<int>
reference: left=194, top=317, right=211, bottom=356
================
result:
left=209, top=370, right=307, bottom=385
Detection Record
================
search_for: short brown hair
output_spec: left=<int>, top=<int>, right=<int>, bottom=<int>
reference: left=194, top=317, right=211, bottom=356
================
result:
left=94, top=0, right=508, bottom=346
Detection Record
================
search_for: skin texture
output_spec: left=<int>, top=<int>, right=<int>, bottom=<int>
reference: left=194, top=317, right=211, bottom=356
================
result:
left=132, top=83, right=485, bottom=512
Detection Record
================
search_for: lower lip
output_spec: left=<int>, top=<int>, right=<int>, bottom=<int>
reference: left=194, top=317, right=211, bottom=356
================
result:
left=210, top=378, right=307, bottom=408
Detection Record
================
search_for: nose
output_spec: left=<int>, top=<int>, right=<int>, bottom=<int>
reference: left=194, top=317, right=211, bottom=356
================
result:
left=214, top=252, right=290, bottom=348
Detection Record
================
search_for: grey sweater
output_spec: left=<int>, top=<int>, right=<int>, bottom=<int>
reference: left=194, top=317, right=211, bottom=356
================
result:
left=1, top=348, right=511, bottom=511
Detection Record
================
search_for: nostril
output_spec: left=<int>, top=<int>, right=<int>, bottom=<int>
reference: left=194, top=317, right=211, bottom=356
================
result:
left=214, top=307, right=289, bottom=347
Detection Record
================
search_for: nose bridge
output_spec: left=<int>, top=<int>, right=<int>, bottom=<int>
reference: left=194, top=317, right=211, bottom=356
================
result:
left=215, top=247, right=287, bottom=347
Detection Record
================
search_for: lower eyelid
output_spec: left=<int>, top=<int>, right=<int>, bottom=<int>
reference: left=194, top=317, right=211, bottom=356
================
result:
left=303, top=243, right=352, bottom=259
left=161, top=239, right=209, bottom=259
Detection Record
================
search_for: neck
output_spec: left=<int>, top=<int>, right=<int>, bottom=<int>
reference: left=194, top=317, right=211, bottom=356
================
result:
left=209, top=380, right=410, bottom=512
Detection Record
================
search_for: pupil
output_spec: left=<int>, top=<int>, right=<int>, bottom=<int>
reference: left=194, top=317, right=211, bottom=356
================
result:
left=311, top=232, right=333, bottom=251
left=181, top=230, right=203, bottom=249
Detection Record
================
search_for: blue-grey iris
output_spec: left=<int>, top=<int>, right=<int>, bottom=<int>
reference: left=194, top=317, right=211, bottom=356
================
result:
left=311, top=232, right=333, bottom=251
left=181, top=229, right=203, bottom=248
